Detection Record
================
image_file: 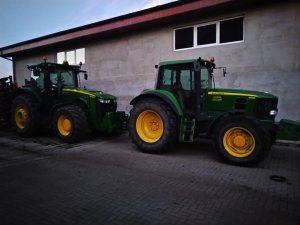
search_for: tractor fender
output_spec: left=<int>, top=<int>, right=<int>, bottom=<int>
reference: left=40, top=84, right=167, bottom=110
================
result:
left=130, top=90, right=183, bottom=116
left=13, top=88, right=41, bottom=104
left=49, top=99, right=89, bottom=121
left=207, top=112, right=233, bottom=136
left=208, top=112, right=268, bottom=137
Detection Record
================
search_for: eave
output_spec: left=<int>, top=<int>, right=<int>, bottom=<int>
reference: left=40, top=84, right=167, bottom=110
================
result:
left=0, top=0, right=232, bottom=57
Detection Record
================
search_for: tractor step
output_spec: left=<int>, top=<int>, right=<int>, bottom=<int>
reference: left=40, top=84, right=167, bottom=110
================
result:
left=179, top=118, right=196, bottom=142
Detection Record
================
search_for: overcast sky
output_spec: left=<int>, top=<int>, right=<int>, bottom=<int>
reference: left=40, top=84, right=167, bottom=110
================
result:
left=0, top=0, right=177, bottom=77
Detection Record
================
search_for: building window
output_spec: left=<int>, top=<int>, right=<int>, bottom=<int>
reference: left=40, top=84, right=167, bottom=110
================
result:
left=220, top=17, right=243, bottom=43
left=175, top=27, right=194, bottom=50
left=197, top=24, right=216, bottom=46
left=57, top=48, right=85, bottom=64
left=174, top=17, right=244, bottom=50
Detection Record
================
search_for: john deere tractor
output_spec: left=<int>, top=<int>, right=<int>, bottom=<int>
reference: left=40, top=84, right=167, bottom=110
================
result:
left=128, top=57, right=300, bottom=166
left=6, top=60, right=126, bottom=142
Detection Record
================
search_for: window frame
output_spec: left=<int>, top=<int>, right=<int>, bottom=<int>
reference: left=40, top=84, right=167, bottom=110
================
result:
left=174, top=26, right=194, bottom=50
left=56, top=48, right=85, bottom=64
left=173, top=16, right=244, bottom=51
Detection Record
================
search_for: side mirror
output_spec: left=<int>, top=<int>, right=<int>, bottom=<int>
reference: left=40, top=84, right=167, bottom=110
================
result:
left=223, top=67, right=227, bottom=77
left=33, top=68, right=40, bottom=76
left=84, top=73, right=88, bottom=80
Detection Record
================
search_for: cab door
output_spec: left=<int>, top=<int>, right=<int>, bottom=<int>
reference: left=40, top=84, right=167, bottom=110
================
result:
left=158, top=64, right=195, bottom=115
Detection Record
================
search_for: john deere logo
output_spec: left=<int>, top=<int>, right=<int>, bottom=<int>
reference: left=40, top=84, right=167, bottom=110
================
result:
left=212, top=96, right=222, bottom=102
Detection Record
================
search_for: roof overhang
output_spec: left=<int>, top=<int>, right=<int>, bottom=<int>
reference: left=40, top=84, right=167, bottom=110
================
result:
left=0, top=0, right=271, bottom=57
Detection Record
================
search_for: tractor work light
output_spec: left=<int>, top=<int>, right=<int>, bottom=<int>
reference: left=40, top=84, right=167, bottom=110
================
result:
left=98, top=99, right=111, bottom=104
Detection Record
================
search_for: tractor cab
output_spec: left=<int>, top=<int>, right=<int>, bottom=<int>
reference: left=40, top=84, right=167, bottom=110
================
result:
left=27, top=62, right=87, bottom=110
left=156, top=58, right=215, bottom=117
left=28, top=62, right=86, bottom=89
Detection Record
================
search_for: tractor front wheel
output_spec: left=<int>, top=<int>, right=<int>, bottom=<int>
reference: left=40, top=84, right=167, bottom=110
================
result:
left=214, top=116, right=271, bottom=166
left=128, top=98, right=177, bottom=154
left=53, top=105, right=88, bottom=143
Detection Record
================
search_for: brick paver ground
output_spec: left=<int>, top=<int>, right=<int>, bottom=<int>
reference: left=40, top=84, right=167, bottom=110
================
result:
left=0, top=130, right=299, bottom=225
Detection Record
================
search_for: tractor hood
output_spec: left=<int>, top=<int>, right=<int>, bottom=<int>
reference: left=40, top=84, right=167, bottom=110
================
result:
left=207, top=88, right=278, bottom=99
left=63, top=87, right=117, bottom=100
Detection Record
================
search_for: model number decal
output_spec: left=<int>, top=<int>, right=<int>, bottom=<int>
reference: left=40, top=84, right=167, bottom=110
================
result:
left=212, top=96, right=222, bottom=102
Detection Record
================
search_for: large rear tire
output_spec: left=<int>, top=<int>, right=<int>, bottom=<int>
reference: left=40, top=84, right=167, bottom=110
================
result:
left=213, top=116, right=271, bottom=166
left=53, top=105, right=88, bottom=143
left=11, top=94, right=40, bottom=136
left=128, top=98, right=177, bottom=154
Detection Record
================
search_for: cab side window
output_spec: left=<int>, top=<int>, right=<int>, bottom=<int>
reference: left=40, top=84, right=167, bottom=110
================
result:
left=180, top=69, right=194, bottom=91
left=31, top=71, right=45, bottom=89
left=200, top=68, right=210, bottom=88
left=60, top=71, right=74, bottom=86
left=50, top=72, right=58, bottom=86
left=158, top=64, right=194, bottom=91
left=160, top=68, right=172, bottom=91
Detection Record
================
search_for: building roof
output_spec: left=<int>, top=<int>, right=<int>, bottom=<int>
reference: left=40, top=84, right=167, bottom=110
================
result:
left=0, top=0, right=266, bottom=58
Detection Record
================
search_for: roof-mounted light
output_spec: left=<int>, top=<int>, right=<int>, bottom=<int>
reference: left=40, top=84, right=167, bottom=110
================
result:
left=62, top=60, right=69, bottom=65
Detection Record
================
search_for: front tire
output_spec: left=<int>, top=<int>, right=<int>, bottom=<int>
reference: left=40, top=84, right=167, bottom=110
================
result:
left=53, top=105, right=88, bottom=143
left=214, top=116, right=271, bottom=166
left=128, top=98, right=177, bottom=154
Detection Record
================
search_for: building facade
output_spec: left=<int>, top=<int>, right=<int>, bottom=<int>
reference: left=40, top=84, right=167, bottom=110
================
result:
left=1, top=0, right=299, bottom=120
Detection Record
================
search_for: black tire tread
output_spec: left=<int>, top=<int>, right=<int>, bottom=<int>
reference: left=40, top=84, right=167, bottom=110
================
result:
left=128, top=98, right=177, bottom=154
left=213, top=116, right=271, bottom=166
left=53, top=105, right=88, bottom=143
left=11, top=94, right=40, bottom=137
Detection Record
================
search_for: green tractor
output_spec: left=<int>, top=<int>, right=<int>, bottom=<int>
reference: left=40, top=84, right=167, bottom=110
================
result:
left=8, top=60, right=126, bottom=142
left=128, top=57, right=300, bottom=166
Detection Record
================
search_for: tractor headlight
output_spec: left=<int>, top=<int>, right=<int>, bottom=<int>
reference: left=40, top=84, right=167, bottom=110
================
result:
left=98, top=99, right=110, bottom=104
left=269, top=110, right=277, bottom=116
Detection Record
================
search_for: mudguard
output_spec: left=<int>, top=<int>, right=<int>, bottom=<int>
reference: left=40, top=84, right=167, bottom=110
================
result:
left=130, top=89, right=183, bottom=116
left=276, top=119, right=300, bottom=141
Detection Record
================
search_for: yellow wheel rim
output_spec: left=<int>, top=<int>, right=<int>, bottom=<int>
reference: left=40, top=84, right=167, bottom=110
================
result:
left=223, top=127, right=255, bottom=158
left=136, top=110, right=164, bottom=143
left=15, top=106, right=29, bottom=129
left=57, top=115, right=72, bottom=136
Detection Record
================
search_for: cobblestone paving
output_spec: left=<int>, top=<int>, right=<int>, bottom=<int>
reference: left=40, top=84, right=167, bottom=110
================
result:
left=0, top=131, right=299, bottom=225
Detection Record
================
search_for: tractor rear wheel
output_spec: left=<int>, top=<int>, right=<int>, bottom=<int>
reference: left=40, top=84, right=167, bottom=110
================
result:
left=128, top=98, right=177, bottom=153
left=11, top=94, right=40, bottom=136
left=214, top=116, right=271, bottom=166
left=53, top=105, right=88, bottom=143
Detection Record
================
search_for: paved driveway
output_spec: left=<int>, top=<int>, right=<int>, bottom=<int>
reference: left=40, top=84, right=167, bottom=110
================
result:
left=0, top=130, right=299, bottom=225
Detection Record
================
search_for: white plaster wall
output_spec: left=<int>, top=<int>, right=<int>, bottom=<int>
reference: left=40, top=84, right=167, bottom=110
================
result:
left=84, top=1, right=300, bottom=120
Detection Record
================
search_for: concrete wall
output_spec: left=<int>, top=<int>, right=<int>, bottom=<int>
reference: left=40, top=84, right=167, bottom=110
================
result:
left=84, top=1, right=300, bottom=121
left=14, top=1, right=300, bottom=121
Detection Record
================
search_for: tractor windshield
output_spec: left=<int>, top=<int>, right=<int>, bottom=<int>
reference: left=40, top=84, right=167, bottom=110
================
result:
left=49, top=69, right=76, bottom=87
